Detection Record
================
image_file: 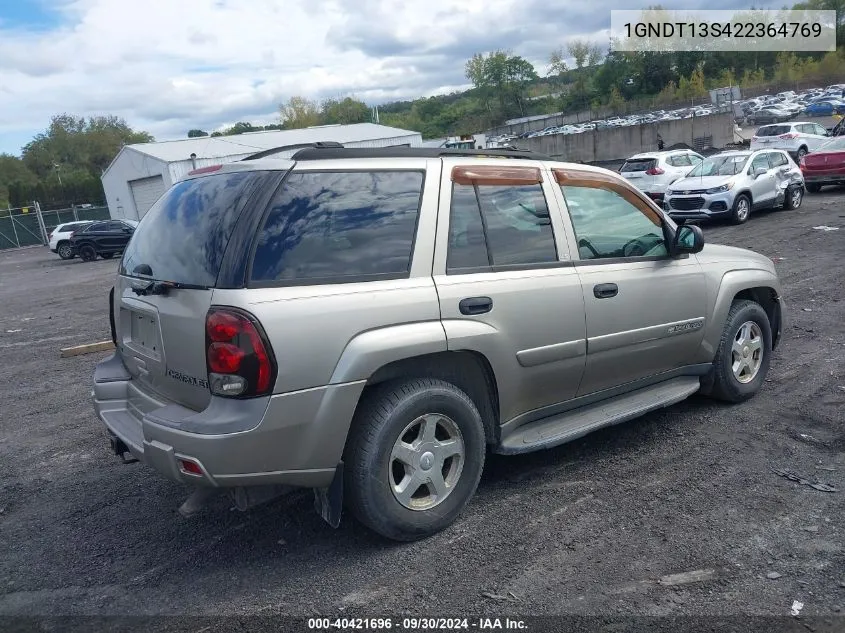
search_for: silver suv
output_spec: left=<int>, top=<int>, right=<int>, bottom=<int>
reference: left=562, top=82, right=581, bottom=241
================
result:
left=665, top=149, right=805, bottom=224
left=93, top=146, right=785, bottom=541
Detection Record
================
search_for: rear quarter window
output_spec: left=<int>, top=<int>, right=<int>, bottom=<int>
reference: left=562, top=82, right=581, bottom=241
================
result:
left=250, top=170, right=424, bottom=285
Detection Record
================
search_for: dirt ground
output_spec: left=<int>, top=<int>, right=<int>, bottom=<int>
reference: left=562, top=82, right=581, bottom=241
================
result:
left=1, top=189, right=844, bottom=625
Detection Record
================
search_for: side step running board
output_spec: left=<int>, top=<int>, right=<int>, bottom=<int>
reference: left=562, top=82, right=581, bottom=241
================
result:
left=498, top=376, right=701, bottom=455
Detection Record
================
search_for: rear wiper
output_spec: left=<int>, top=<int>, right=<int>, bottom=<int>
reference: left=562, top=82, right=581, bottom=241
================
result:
left=131, top=280, right=209, bottom=296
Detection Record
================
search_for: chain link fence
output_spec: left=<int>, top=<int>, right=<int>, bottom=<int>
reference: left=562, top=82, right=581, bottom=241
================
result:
left=0, top=204, right=110, bottom=251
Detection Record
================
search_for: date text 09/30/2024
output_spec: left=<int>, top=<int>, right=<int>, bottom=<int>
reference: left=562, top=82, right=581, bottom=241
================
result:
left=307, top=618, right=528, bottom=630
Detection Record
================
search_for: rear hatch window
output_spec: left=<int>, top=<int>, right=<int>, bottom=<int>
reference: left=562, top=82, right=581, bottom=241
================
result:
left=756, top=125, right=791, bottom=137
left=620, top=159, right=657, bottom=172
left=120, top=170, right=270, bottom=287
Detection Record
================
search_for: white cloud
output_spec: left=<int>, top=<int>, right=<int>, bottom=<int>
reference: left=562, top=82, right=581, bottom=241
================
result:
left=0, top=0, right=784, bottom=154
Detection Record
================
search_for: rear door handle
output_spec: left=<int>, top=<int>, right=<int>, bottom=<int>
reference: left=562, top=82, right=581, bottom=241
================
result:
left=593, top=283, right=618, bottom=299
left=459, top=296, right=493, bottom=315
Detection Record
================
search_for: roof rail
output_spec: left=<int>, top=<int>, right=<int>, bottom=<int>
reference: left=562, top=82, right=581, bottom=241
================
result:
left=290, top=146, right=552, bottom=161
left=240, top=141, right=345, bottom=161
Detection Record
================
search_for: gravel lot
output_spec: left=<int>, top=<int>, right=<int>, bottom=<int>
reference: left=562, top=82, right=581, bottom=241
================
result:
left=1, top=189, right=843, bottom=624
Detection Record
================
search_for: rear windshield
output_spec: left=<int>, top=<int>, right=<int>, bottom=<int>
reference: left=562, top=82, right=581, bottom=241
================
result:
left=250, top=170, right=424, bottom=284
left=756, top=125, right=791, bottom=137
left=120, top=170, right=268, bottom=286
left=620, top=159, right=656, bottom=172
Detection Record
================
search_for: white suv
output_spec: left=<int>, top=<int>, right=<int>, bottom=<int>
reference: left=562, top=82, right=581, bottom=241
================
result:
left=619, top=150, right=705, bottom=203
left=750, top=122, right=831, bottom=161
left=49, top=221, right=93, bottom=259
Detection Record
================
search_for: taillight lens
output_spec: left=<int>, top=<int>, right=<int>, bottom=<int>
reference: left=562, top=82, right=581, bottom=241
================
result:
left=645, top=167, right=665, bottom=175
left=779, top=133, right=799, bottom=139
left=205, top=308, right=276, bottom=398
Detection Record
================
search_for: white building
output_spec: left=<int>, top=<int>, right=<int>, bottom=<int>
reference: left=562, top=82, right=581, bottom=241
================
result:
left=101, top=123, right=422, bottom=220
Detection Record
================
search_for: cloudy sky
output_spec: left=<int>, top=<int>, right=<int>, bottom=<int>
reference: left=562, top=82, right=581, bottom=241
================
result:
left=0, top=0, right=784, bottom=155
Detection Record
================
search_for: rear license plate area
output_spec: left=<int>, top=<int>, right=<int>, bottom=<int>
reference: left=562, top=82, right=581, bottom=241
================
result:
left=127, top=310, right=160, bottom=356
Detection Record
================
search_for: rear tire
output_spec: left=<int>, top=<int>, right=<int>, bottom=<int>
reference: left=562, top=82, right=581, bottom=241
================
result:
left=57, top=242, right=74, bottom=260
left=79, top=244, right=97, bottom=262
left=708, top=300, right=772, bottom=403
left=806, top=183, right=822, bottom=193
left=344, top=378, right=486, bottom=541
left=731, top=194, right=751, bottom=224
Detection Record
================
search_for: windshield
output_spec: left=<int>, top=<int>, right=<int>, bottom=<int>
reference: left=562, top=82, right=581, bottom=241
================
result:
left=819, top=137, right=845, bottom=151
left=120, top=170, right=271, bottom=287
left=687, top=155, right=749, bottom=177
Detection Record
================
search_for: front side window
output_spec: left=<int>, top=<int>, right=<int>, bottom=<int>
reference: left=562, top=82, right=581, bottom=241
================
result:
left=556, top=173, right=667, bottom=261
left=750, top=153, right=770, bottom=173
left=446, top=172, right=557, bottom=272
left=250, top=170, right=423, bottom=284
left=769, top=152, right=788, bottom=167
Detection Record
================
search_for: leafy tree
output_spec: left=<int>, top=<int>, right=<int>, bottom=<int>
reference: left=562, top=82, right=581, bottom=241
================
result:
left=280, top=96, right=321, bottom=129
left=321, top=97, right=370, bottom=125
left=187, top=129, right=209, bottom=137
left=210, top=131, right=223, bottom=137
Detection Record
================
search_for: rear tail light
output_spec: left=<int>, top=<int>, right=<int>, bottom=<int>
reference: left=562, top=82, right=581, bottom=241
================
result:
left=645, top=167, right=665, bottom=175
left=779, top=133, right=799, bottom=139
left=205, top=307, right=276, bottom=398
left=108, top=286, right=117, bottom=345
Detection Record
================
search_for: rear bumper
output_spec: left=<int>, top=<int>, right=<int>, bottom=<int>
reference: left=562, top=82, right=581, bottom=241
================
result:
left=801, top=170, right=845, bottom=185
left=92, top=353, right=365, bottom=489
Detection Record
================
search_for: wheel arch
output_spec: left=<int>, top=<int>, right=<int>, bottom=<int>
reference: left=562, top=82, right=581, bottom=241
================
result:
left=358, top=350, right=501, bottom=448
left=700, top=272, right=783, bottom=361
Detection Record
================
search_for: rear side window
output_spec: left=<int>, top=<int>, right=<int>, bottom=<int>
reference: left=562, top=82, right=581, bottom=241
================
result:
left=250, top=171, right=423, bottom=284
left=668, top=154, right=693, bottom=167
left=620, top=159, right=656, bottom=172
left=756, top=125, right=791, bottom=137
left=447, top=182, right=557, bottom=272
left=121, top=170, right=268, bottom=286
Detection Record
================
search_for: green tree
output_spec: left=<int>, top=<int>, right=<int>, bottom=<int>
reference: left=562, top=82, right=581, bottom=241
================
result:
left=321, top=97, right=370, bottom=125
left=280, top=96, right=321, bottom=129
left=0, top=154, right=38, bottom=208
left=187, top=129, right=209, bottom=138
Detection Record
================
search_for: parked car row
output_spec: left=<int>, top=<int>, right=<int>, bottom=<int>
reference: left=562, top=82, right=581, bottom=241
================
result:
left=741, top=85, right=845, bottom=124
left=48, top=219, right=137, bottom=261
left=488, top=105, right=730, bottom=145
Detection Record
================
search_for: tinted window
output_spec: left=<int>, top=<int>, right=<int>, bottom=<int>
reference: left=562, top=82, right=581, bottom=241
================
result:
left=104, top=221, right=127, bottom=231
left=121, top=170, right=268, bottom=286
left=561, top=185, right=667, bottom=260
left=250, top=171, right=423, bottom=284
left=84, top=222, right=108, bottom=232
left=756, top=125, right=791, bottom=137
left=620, top=159, right=656, bottom=172
left=447, top=183, right=557, bottom=272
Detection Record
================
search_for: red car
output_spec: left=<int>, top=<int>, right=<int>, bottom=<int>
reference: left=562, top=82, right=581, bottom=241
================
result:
left=800, top=136, right=845, bottom=193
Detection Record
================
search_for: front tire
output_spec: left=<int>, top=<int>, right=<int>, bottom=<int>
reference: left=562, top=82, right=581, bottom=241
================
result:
left=806, top=183, right=822, bottom=193
left=344, top=378, right=486, bottom=541
left=784, top=184, right=803, bottom=210
left=796, top=146, right=808, bottom=161
left=100, top=252, right=114, bottom=259
left=708, top=300, right=772, bottom=403
left=731, top=194, right=751, bottom=224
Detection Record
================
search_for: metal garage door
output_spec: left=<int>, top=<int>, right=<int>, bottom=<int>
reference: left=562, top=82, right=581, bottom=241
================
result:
left=129, top=175, right=166, bottom=218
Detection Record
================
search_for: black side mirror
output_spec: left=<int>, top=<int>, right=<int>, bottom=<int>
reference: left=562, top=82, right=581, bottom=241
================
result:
left=672, top=224, right=704, bottom=255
